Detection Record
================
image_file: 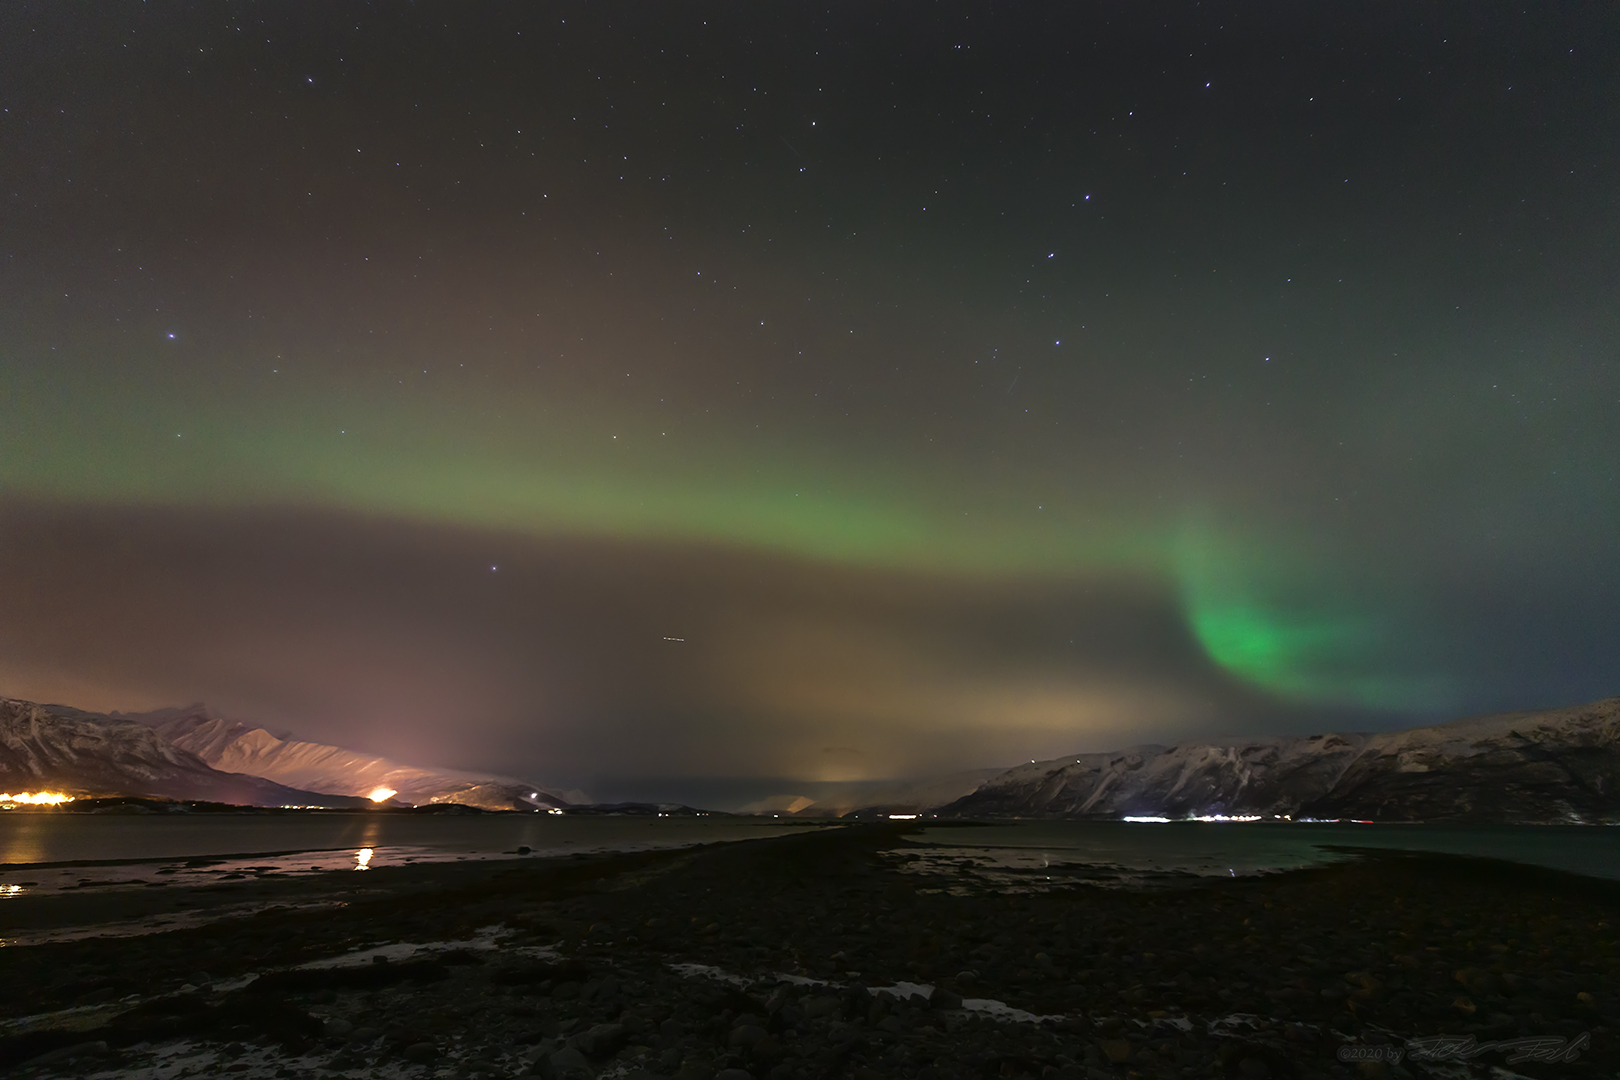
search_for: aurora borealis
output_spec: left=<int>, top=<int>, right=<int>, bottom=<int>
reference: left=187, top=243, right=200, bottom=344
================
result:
left=2, top=3, right=1616, bottom=802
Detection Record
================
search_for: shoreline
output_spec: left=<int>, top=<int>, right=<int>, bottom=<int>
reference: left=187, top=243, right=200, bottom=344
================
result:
left=2, top=825, right=1616, bottom=1079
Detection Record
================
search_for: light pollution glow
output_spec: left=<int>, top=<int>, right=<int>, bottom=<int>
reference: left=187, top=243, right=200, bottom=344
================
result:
left=0, top=792, right=74, bottom=806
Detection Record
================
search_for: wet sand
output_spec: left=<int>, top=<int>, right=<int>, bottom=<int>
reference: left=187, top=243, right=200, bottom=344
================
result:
left=1, top=823, right=1615, bottom=1079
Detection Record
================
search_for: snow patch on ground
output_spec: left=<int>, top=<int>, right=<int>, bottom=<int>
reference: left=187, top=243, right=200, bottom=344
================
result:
left=668, top=961, right=755, bottom=987
left=667, top=963, right=1060, bottom=1024
left=7, top=925, right=561, bottom=1077
left=295, top=924, right=543, bottom=968
left=60, top=1038, right=502, bottom=1080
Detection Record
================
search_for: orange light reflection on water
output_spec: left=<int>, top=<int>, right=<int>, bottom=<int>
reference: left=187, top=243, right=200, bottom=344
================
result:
left=0, top=813, right=48, bottom=865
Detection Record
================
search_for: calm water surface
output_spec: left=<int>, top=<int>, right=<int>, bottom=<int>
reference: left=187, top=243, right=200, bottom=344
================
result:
left=900, top=820, right=1620, bottom=885
left=0, top=813, right=819, bottom=897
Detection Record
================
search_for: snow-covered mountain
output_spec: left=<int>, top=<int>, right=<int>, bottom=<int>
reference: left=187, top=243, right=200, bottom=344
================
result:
left=943, top=697, right=1620, bottom=823
left=124, top=705, right=577, bottom=811
left=0, top=698, right=365, bottom=806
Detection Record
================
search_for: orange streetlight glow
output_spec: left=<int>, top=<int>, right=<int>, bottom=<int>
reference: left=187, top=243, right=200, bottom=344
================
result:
left=0, top=792, right=74, bottom=806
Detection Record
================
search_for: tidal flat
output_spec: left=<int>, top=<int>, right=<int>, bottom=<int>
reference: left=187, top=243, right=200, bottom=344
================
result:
left=1, top=823, right=1615, bottom=1080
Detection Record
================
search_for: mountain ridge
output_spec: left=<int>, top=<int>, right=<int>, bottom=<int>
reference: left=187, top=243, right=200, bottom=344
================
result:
left=0, top=698, right=368, bottom=807
left=122, top=705, right=578, bottom=812
left=940, top=696, right=1620, bottom=823
left=10, top=693, right=1619, bottom=821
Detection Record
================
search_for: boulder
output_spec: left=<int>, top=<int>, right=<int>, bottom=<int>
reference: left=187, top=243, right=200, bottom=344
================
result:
left=570, top=1021, right=627, bottom=1058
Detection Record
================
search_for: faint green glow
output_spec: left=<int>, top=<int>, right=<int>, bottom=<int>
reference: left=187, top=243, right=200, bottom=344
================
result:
left=1176, top=526, right=1454, bottom=711
left=0, top=365, right=1166, bottom=576
left=0, top=360, right=1453, bottom=712
left=1188, top=602, right=1364, bottom=698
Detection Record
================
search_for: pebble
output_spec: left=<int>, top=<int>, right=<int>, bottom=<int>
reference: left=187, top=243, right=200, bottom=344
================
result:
left=570, top=1021, right=626, bottom=1056
left=1238, top=1056, right=1271, bottom=1079
left=1096, top=1038, right=1133, bottom=1063
left=543, top=1045, right=592, bottom=1079
left=801, top=995, right=841, bottom=1019
left=402, top=1040, right=438, bottom=1061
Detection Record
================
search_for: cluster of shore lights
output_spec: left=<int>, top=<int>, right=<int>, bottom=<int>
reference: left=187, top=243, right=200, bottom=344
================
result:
left=0, top=792, right=74, bottom=806
left=1123, top=814, right=1269, bottom=823
left=1120, top=814, right=1378, bottom=823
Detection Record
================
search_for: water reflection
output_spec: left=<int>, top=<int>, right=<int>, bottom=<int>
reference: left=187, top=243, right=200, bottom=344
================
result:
left=354, top=847, right=373, bottom=870
left=0, top=817, right=820, bottom=892
left=1, top=814, right=46, bottom=865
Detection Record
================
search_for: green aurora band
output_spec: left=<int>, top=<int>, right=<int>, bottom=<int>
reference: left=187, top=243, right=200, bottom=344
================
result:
left=0, top=365, right=1443, bottom=712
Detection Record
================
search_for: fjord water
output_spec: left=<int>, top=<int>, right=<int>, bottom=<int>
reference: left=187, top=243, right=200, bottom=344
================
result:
left=902, top=820, right=1620, bottom=883
left=0, top=813, right=818, bottom=895
left=4, top=814, right=1617, bottom=893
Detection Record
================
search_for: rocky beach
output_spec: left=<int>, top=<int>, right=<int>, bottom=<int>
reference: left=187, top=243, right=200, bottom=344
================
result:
left=2, top=823, right=1616, bottom=1080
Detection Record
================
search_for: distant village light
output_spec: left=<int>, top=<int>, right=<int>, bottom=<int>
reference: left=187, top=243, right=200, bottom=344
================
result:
left=0, top=791, right=74, bottom=806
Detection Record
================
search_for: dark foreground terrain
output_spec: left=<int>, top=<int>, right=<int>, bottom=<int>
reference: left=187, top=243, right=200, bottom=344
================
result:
left=1, top=823, right=1615, bottom=1079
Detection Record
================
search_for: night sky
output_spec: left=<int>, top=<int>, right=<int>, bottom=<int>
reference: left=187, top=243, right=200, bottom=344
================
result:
left=2, top=3, right=1616, bottom=803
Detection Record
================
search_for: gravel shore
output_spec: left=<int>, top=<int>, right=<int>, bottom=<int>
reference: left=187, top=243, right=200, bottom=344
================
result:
left=2, top=823, right=1615, bottom=1080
